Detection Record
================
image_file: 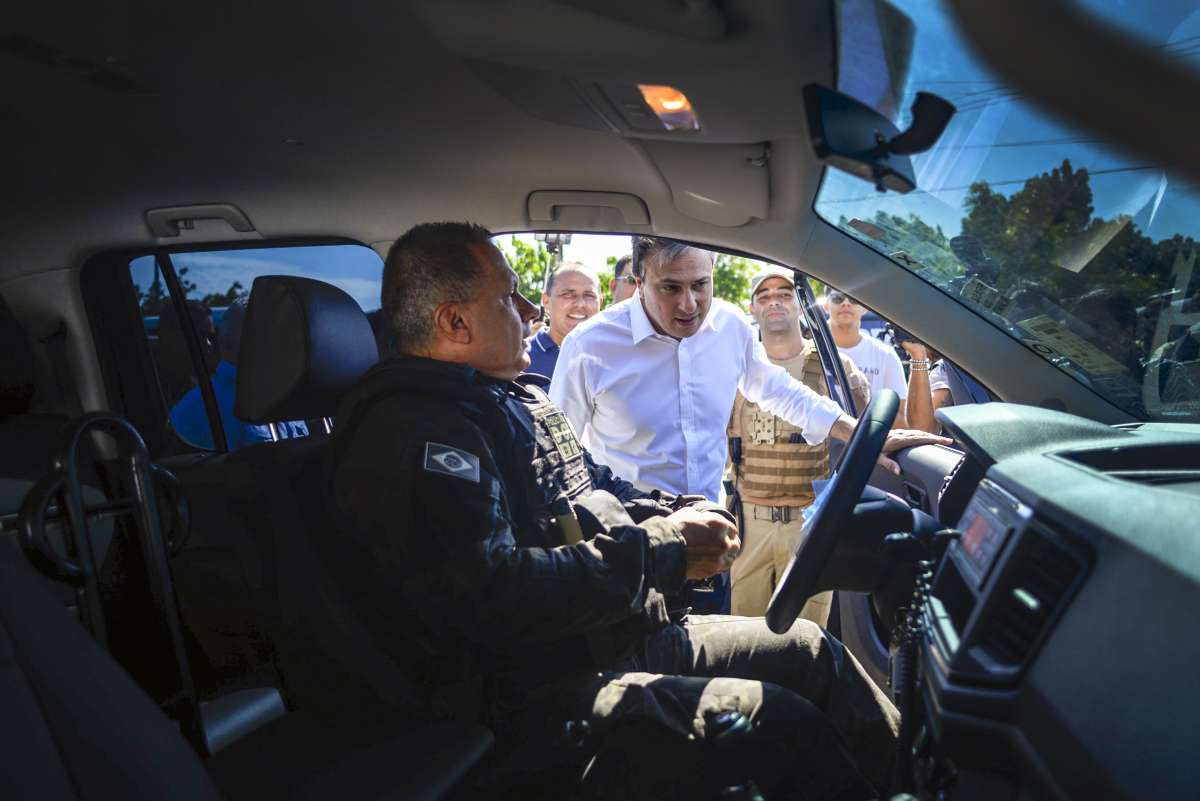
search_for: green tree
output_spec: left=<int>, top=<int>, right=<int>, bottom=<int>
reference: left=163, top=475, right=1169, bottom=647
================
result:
left=962, top=159, right=1099, bottom=295
left=599, top=255, right=616, bottom=308
left=199, top=280, right=247, bottom=307
left=177, top=266, right=198, bottom=298
left=713, top=253, right=755, bottom=306
left=497, top=236, right=551, bottom=300
left=137, top=269, right=168, bottom=316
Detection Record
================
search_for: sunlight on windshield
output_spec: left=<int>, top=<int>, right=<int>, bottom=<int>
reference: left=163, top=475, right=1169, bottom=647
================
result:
left=816, top=0, right=1200, bottom=421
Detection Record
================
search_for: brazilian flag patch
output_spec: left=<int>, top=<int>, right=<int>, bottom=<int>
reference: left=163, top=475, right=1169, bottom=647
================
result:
left=423, top=442, right=481, bottom=483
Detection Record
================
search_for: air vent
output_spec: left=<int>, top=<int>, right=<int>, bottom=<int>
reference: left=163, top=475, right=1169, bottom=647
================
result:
left=980, top=528, right=1083, bottom=667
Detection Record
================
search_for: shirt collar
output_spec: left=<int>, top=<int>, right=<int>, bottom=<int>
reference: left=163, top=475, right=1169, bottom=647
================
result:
left=534, top=328, right=558, bottom=352
left=629, top=295, right=659, bottom=344
left=629, top=294, right=719, bottom=343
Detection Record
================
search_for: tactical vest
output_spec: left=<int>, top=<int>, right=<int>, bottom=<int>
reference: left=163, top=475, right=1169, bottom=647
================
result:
left=512, top=380, right=593, bottom=543
left=733, top=349, right=831, bottom=507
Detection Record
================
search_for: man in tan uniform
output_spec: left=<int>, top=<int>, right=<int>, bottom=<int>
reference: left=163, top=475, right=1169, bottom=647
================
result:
left=729, top=266, right=870, bottom=622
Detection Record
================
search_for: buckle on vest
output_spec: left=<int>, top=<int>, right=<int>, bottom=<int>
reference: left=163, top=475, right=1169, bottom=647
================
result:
left=751, top=504, right=795, bottom=524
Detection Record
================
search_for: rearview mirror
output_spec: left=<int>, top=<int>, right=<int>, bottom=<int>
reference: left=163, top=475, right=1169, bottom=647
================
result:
left=804, top=84, right=955, bottom=193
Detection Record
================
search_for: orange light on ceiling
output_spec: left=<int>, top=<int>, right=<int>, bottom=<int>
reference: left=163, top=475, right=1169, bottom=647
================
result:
left=637, top=84, right=700, bottom=131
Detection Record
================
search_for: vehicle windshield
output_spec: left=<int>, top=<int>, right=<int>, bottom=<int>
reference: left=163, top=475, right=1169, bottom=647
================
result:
left=815, top=0, right=1200, bottom=421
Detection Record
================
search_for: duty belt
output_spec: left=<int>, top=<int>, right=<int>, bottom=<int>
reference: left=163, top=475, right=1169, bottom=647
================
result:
left=749, top=503, right=801, bottom=524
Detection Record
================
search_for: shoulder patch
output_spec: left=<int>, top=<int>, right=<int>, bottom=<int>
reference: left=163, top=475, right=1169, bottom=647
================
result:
left=423, top=442, right=481, bottom=483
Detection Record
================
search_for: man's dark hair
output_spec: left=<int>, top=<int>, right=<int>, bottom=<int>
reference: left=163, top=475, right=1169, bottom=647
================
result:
left=381, top=222, right=494, bottom=355
left=632, top=236, right=714, bottom=279
left=612, top=254, right=633, bottom=279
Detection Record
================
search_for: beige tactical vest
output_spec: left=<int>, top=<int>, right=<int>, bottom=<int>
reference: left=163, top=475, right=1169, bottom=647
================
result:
left=731, top=348, right=832, bottom=508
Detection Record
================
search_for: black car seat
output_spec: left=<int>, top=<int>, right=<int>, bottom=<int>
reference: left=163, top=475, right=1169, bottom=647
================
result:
left=2, top=491, right=494, bottom=801
left=0, top=494, right=227, bottom=801
left=228, top=275, right=416, bottom=713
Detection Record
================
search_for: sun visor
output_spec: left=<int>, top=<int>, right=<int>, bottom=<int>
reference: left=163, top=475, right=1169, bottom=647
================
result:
left=641, top=141, right=769, bottom=227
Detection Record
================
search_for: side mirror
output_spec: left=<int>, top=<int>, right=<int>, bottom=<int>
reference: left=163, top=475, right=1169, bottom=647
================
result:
left=804, top=84, right=955, bottom=193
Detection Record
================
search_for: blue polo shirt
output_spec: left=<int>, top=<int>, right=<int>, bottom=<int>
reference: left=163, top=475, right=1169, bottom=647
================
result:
left=525, top=329, right=560, bottom=380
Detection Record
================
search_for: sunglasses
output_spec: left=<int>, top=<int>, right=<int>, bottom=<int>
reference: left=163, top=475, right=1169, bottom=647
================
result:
left=614, top=275, right=638, bottom=285
left=827, top=291, right=856, bottom=306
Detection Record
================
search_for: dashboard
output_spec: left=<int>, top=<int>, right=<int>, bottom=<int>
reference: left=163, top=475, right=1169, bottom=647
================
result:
left=910, top=403, right=1200, bottom=801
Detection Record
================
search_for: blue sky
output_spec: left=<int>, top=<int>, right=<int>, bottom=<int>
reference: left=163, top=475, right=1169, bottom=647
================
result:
left=819, top=0, right=1200, bottom=245
left=131, top=245, right=384, bottom=311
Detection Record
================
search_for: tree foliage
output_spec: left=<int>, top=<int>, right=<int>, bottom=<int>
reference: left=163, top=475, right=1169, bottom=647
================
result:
left=958, top=159, right=1192, bottom=304
left=199, top=280, right=247, bottom=308
left=136, top=263, right=245, bottom=316
left=713, top=253, right=756, bottom=307
left=497, top=236, right=552, bottom=301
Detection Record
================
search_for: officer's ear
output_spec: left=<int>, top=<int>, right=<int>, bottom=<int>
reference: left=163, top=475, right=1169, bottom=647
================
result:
left=432, top=301, right=473, bottom=345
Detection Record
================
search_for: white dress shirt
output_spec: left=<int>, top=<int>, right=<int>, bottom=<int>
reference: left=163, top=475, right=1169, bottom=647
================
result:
left=549, top=297, right=844, bottom=501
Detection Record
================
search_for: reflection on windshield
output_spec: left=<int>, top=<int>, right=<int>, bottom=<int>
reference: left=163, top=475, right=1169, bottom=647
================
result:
left=816, top=0, right=1200, bottom=421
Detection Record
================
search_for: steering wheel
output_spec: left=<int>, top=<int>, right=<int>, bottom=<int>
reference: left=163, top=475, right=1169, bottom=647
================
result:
left=766, top=389, right=899, bottom=634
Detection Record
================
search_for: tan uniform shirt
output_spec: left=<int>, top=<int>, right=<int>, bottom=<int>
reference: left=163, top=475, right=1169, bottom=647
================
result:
left=729, top=346, right=870, bottom=507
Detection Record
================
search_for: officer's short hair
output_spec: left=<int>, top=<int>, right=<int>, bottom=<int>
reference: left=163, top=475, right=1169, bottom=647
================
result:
left=382, top=221, right=494, bottom=355
left=544, top=261, right=599, bottom=296
left=633, top=236, right=714, bottom=279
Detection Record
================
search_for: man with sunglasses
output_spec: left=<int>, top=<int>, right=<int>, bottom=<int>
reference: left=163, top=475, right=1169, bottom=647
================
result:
left=608, top=254, right=639, bottom=305
left=826, top=289, right=910, bottom=427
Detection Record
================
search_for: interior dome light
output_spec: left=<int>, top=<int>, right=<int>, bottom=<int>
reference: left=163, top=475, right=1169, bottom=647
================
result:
left=637, top=84, right=700, bottom=131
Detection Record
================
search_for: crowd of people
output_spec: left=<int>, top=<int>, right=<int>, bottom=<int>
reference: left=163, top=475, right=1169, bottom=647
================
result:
left=523, top=236, right=970, bottom=618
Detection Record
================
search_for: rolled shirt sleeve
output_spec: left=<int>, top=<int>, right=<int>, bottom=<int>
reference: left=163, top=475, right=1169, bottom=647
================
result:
left=737, top=334, right=843, bottom=445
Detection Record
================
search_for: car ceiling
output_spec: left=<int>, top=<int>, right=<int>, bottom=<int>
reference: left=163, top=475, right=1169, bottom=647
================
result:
left=0, top=0, right=1139, bottom=424
left=0, top=0, right=837, bottom=276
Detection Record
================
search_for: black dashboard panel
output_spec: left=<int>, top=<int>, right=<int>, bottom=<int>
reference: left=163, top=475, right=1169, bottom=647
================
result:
left=914, top=404, right=1200, bottom=801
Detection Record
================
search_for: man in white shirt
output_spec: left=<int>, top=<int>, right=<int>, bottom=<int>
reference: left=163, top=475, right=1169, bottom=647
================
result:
left=826, top=289, right=910, bottom=428
left=550, top=237, right=947, bottom=504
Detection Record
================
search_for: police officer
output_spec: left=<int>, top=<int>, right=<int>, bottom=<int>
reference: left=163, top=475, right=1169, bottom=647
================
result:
left=728, top=267, right=871, bottom=621
left=330, top=222, right=899, bottom=800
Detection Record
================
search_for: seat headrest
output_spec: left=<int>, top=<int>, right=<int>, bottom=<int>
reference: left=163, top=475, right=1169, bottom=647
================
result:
left=0, top=292, right=37, bottom=417
left=235, top=276, right=379, bottom=424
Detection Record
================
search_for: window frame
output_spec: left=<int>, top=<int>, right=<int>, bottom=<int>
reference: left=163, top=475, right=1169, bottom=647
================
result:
left=81, top=237, right=373, bottom=456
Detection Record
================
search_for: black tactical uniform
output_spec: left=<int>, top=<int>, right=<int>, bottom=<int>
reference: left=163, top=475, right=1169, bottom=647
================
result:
left=330, top=357, right=898, bottom=800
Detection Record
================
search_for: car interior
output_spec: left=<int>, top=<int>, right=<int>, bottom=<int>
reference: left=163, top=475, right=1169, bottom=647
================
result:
left=2, top=1, right=1199, bottom=800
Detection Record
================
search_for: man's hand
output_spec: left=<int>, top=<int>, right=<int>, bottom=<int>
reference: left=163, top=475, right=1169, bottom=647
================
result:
left=876, top=428, right=953, bottom=474
left=668, top=506, right=741, bottom=580
left=899, top=341, right=930, bottom=361
left=828, top=414, right=952, bottom=475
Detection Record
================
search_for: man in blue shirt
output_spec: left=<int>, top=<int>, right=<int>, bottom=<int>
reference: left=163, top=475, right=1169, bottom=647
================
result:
left=525, top=261, right=600, bottom=379
left=170, top=299, right=308, bottom=450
